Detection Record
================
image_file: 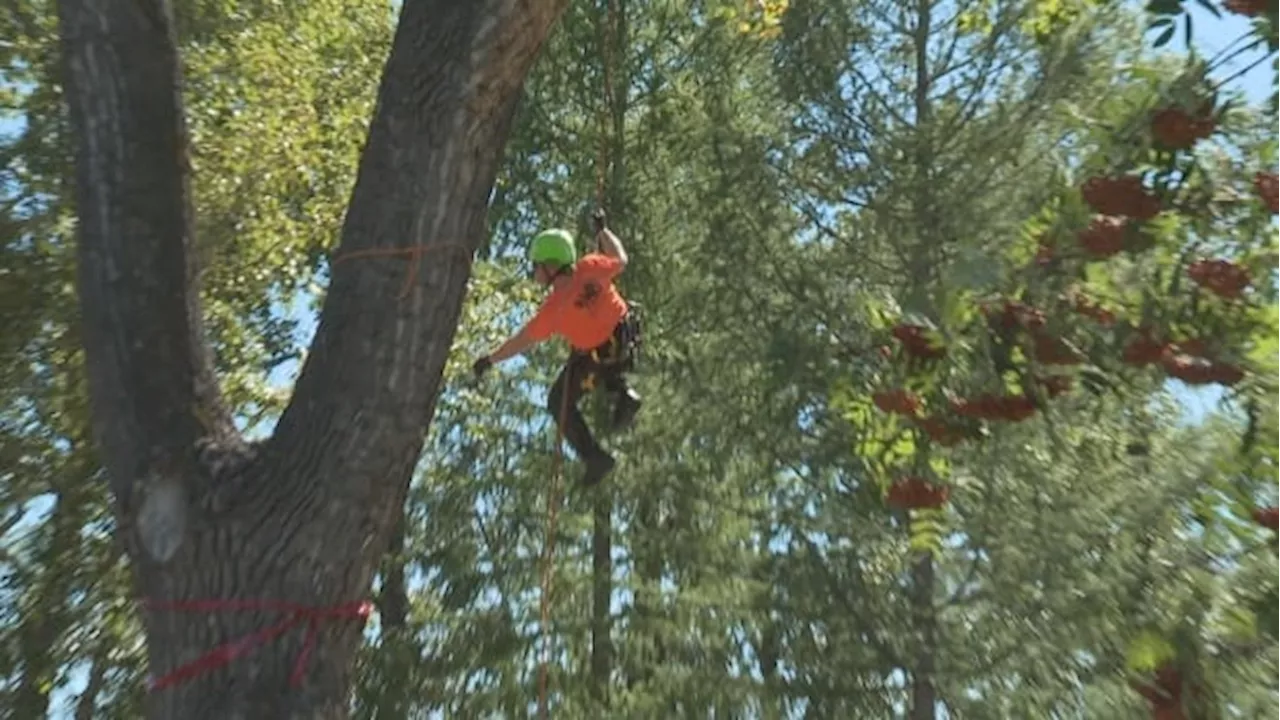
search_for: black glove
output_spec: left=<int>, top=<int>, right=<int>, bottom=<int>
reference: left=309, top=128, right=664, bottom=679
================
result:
left=592, top=208, right=608, bottom=234
left=472, top=355, right=493, bottom=380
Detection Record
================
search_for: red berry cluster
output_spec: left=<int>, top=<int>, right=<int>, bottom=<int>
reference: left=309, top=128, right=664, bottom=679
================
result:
left=1253, top=506, right=1278, bottom=531
left=1077, top=216, right=1128, bottom=258
left=1122, top=329, right=1167, bottom=366
left=913, top=416, right=970, bottom=446
left=873, top=389, right=921, bottom=416
left=1036, top=374, right=1074, bottom=398
left=1150, top=107, right=1215, bottom=150
left=886, top=476, right=950, bottom=510
left=1253, top=172, right=1278, bottom=215
left=1082, top=175, right=1162, bottom=220
left=982, top=300, right=1046, bottom=331
left=1161, top=352, right=1245, bottom=387
left=891, top=324, right=947, bottom=360
left=1065, top=290, right=1117, bottom=325
left=1120, top=332, right=1243, bottom=385
left=1187, top=259, right=1251, bottom=299
left=1032, top=333, right=1084, bottom=366
left=950, top=393, right=1038, bottom=422
left=1224, top=0, right=1269, bottom=16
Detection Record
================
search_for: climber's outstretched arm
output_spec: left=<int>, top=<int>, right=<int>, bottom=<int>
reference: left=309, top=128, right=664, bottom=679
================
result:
left=486, top=325, right=541, bottom=364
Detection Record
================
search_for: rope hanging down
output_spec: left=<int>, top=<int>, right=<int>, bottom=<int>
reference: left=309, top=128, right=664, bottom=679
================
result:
left=536, top=375, right=572, bottom=719
left=535, top=1, right=620, bottom=716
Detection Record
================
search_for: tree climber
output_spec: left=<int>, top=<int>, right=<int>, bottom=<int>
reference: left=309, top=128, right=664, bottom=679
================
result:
left=472, top=211, right=642, bottom=487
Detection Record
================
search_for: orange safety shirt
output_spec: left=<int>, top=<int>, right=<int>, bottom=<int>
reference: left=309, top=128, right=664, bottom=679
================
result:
left=525, top=253, right=628, bottom=351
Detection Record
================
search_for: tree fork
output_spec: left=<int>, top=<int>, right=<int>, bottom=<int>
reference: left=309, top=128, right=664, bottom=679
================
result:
left=55, top=0, right=568, bottom=716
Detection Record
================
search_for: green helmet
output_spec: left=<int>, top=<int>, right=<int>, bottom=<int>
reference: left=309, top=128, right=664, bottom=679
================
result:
left=529, top=228, right=577, bottom=268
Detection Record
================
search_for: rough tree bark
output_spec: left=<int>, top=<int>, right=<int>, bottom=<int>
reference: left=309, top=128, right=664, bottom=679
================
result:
left=54, top=0, right=567, bottom=717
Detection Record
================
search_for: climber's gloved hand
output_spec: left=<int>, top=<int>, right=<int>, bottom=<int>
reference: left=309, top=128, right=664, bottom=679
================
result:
left=472, top=355, right=493, bottom=380
left=592, top=208, right=608, bottom=234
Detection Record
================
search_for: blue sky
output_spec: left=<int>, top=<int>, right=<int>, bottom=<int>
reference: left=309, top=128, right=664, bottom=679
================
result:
left=3, top=3, right=1275, bottom=717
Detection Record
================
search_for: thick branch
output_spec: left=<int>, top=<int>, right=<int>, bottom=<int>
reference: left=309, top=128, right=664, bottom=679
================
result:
left=56, top=0, right=234, bottom=505
left=259, top=0, right=568, bottom=514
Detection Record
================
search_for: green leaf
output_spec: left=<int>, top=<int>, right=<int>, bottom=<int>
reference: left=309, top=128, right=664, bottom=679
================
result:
left=1145, top=0, right=1184, bottom=15
left=1219, top=603, right=1259, bottom=644
left=1125, top=629, right=1177, bottom=671
left=1152, top=22, right=1177, bottom=48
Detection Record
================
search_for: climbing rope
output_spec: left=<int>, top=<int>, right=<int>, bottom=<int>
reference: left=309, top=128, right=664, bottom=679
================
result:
left=536, top=384, right=571, bottom=719
left=594, top=0, right=618, bottom=215
left=534, top=2, right=620, bottom=716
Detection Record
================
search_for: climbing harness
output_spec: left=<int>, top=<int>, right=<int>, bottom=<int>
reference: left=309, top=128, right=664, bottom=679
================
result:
left=593, top=302, right=643, bottom=370
left=580, top=303, right=644, bottom=392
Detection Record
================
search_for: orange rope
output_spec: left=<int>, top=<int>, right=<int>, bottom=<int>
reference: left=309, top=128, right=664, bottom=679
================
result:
left=536, top=382, right=571, bottom=720
left=330, top=242, right=470, bottom=300
left=535, top=1, right=619, bottom=714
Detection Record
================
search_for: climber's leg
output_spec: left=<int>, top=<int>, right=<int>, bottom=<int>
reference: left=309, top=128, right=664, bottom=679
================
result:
left=602, top=368, right=641, bottom=431
left=547, top=355, right=615, bottom=487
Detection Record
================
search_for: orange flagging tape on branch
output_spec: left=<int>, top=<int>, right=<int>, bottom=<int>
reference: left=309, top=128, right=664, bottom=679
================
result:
left=140, top=598, right=372, bottom=691
left=331, top=242, right=471, bottom=300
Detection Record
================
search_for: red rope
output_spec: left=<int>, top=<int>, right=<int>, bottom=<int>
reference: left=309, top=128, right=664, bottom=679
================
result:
left=141, top=598, right=372, bottom=691
left=536, top=379, right=570, bottom=719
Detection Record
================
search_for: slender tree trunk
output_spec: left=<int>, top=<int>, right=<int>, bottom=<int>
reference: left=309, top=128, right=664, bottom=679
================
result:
left=74, top=644, right=110, bottom=720
left=13, top=481, right=88, bottom=719
left=630, top=493, right=666, bottom=690
left=54, top=0, right=567, bottom=717
left=909, top=553, right=938, bottom=720
left=588, top=0, right=627, bottom=705
left=590, top=488, right=613, bottom=705
left=908, top=2, right=940, bottom=718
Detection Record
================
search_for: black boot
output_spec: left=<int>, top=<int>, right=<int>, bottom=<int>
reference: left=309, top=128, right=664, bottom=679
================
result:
left=580, top=451, right=617, bottom=488
left=612, top=387, right=642, bottom=431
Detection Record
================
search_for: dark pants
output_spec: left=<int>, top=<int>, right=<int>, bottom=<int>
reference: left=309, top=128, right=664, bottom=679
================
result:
left=547, top=324, right=633, bottom=462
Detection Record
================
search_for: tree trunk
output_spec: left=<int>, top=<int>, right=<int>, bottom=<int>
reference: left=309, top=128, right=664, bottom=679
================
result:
left=378, top=512, right=409, bottom=632
left=74, top=643, right=110, bottom=720
left=54, top=0, right=567, bottom=717
left=589, top=0, right=625, bottom=705
left=909, top=553, right=938, bottom=720
left=908, top=1, right=940, bottom=716
left=630, top=493, right=666, bottom=689
left=589, top=488, right=613, bottom=706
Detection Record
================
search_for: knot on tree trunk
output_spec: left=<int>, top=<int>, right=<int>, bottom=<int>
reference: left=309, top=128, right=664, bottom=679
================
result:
left=192, top=437, right=260, bottom=513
